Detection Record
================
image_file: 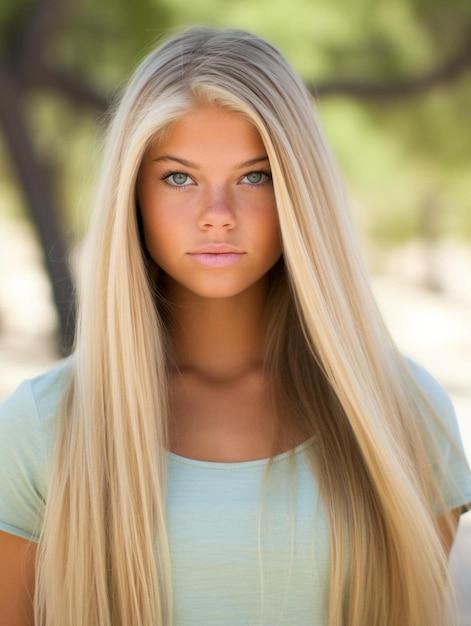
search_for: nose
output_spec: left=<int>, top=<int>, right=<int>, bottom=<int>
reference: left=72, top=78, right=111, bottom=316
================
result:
left=198, top=185, right=236, bottom=231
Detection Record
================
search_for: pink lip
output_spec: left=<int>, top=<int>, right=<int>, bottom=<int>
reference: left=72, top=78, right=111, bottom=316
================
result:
left=190, top=244, right=244, bottom=254
left=188, top=252, right=245, bottom=268
left=188, top=245, right=245, bottom=268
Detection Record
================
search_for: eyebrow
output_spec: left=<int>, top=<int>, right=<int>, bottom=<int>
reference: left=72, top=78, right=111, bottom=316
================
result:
left=152, top=155, right=270, bottom=169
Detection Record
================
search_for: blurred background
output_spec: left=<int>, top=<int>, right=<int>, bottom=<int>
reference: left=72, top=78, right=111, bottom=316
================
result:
left=0, top=0, right=470, bottom=621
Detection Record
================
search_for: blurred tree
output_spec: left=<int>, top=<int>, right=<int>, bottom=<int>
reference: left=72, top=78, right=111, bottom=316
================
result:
left=0, top=0, right=470, bottom=351
left=0, top=0, right=173, bottom=353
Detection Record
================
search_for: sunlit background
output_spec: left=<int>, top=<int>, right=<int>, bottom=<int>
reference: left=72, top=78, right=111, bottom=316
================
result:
left=1, top=0, right=470, bottom=621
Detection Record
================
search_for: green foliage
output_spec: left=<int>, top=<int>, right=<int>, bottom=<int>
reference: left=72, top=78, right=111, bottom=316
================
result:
left=0, top=0, right=33, bottom=54
left=0, top=136, right=24, bottom=221
left=48, top=0, right=174, bottom=86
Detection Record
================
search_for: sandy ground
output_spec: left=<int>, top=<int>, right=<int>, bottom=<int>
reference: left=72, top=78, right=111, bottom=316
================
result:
left=1, top=221, right=470, bottom=622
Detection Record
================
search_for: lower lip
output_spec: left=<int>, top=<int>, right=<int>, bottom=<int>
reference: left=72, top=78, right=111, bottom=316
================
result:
left=188, top=253, right=244, bottom=268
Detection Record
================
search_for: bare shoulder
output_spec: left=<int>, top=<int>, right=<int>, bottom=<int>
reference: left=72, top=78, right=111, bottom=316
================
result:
left=0, top=530, right=36, bottom=626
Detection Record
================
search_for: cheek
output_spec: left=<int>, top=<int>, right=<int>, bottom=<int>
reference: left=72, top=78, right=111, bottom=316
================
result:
left=141, top=207, right=189, bottom=274
left=141, top=207, right=167, bottom=258
left=261, top=204, right=281, bottom=247
left=145, top=228, right=167, bottom=264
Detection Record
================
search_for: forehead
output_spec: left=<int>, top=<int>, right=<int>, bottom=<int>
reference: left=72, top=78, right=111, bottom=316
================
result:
left=150, top=106, right=267, bottom=161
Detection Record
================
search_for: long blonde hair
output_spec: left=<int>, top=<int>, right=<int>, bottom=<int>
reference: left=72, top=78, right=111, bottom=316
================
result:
left=36, top=27, right=462, bottom=625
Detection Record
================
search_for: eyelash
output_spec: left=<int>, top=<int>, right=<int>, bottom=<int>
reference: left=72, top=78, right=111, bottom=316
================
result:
left=160, top=169, right=273, bottom=188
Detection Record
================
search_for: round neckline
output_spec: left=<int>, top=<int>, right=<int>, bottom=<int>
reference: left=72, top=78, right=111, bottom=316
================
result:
left=167, top=436, right=315, bottom=470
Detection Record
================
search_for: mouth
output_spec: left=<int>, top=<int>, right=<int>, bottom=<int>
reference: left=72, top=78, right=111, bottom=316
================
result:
left=190, top=244, right=244, bottom=254
left=187, top=245, right=245, bottom=268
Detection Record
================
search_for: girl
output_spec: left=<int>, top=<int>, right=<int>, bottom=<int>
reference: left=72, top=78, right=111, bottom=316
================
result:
left=0, top=26, right=470, bottom=626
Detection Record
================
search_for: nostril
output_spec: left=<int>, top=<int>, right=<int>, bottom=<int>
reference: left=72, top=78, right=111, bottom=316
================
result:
left=199, top=196, right=236, bottom=229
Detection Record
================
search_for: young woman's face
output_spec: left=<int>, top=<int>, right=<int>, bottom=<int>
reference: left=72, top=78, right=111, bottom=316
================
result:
left=137, top=106, right=282, bottom=301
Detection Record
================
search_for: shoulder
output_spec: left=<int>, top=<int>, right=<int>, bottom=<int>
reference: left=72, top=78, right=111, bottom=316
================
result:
left=0, top=358, right=72, bottom=448
left=0, top=358, right=73, bottom=540
left=404, top=358, right=455, bottom=427
left=404, top=358, right=471, bottom=512
left=403, top=357, right=462, bottom=448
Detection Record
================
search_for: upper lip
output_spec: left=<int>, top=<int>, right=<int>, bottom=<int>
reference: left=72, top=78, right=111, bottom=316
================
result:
left=189, top=244, right=244, bottom=254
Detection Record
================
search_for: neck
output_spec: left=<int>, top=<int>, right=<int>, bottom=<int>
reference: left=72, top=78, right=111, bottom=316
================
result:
left=165, top=279, right=269, bottom=382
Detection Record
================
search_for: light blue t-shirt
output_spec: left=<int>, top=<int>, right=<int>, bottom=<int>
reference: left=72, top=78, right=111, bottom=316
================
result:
left=0, top=359, right=470, bottom=625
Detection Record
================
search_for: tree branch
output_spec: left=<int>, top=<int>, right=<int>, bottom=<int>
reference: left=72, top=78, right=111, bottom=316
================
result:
left=10, top=0, right=76, bottom=74
left=308, top=31, right=471, bottom=100
left=30, top=68, right=111, bottom=112
left=31, top=28, right=471, bottom=113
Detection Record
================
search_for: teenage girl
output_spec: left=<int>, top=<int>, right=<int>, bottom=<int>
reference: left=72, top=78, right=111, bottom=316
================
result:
left=1, top=27, right=470, bottom=626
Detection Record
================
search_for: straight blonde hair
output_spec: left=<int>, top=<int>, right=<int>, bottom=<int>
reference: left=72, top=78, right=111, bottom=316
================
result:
left=36, top=27, right=465, bottom=625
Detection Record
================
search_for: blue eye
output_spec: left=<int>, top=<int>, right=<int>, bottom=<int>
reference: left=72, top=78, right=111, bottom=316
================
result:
left=242, top=171, right=272, bottom=185
left=163, top=172, right=192, bottom=186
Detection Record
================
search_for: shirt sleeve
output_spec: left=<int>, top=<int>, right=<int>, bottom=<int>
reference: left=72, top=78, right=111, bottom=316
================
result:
left=407, top=359, right=471, bottom=515
left=0, top=379, right=48, bottom=541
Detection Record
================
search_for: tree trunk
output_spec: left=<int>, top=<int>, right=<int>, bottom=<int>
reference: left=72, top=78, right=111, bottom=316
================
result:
left=0, top=63, right=76, bottom=354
